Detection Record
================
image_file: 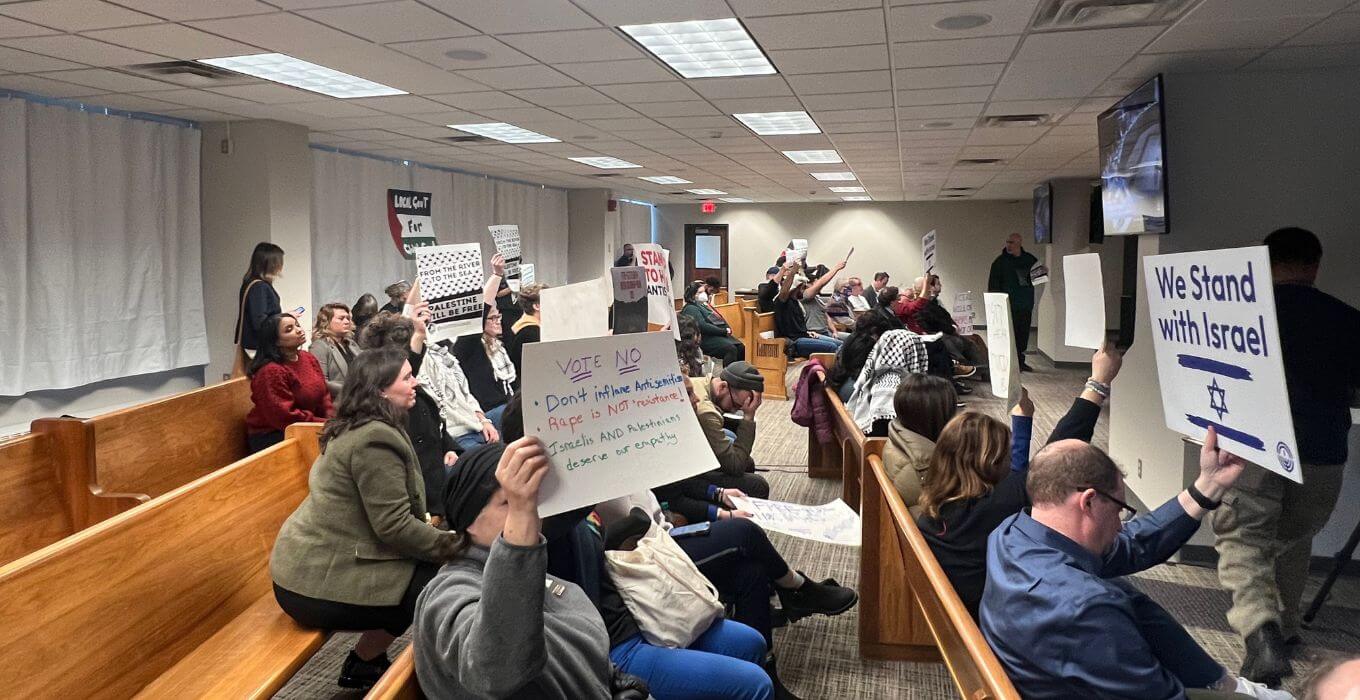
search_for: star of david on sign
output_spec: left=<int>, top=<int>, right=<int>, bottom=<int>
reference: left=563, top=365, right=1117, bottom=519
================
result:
left=1208, top=378, right=1229, bottom=421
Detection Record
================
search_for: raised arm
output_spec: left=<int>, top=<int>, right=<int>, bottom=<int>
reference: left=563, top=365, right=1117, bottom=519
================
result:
left=1048, top=343, right=1122, bottom=444
left=1009, top=388, right=1035, bottom=472
left=483, top=254, right=506, bottom=305
left=775, top=260, right=799, bottom=301
left=803, top=259, right=847, bottom=300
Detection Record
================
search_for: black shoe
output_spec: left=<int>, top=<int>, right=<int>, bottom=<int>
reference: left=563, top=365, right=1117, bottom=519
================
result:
left=953, top=381, right=973, bottom=395
left=1241, top=622, right=1292, bottom=688
left=776, top=572, right=858, bottom=622
left=1018, top=362, right=1033, bottom=373
left=339, top=649, right=391, bottom=690
left=764, top=653, right=803, bottom=700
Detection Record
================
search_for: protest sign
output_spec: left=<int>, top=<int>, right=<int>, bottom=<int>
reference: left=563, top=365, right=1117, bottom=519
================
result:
left=387, top=189, right=436, bottom=260
left=611, top=266, right=648, bottom=335
left=414, top=243, right=483, bottom=343
left=1143, top=246, right=1300, bottom=481
left=523, top=332, right=718, bottom=516
left=984, top=293, right=1021, bottom=403
left=633, top=243, right=680, bottom=340
left=952, top=291, right=975, bottom=335
left=1030, top=262, right=1050, bottom=286
left=729, top=497, right=861, bottom=547
left=786, top=239, right=808, bottom=263
left=922, top=229, right=937, bottom=274
left=541, top=278, right=611, bottom=342
left=489, top=224, right=521, bottom=281
left=1063, top=254, right=1106, bottom=349
left=521, top=263, right=536, bottom=286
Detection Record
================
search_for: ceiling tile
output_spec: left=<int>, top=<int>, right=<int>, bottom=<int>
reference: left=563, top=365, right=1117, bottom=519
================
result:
left=1145, top=16, right=1318, bottom=53
left=895, top=63, right=1004, bottom=90
left=0, top=72, right=103, bottom=96
left=38, top=67, right=176, bottom=91
left=729, top=0, right=882, bottom=17
left=891, top=35, right=1019, bottom=68
left=135, top=88, right=263, bottom=112
left=0, top=15, right=59, bottom=37
left=1246, top=42, right=1360, bottom=70
left=896, top=85, right=994, bottom=105
left=1116, top=50, right=1262, bottom=76
left=551, top=103, right=637, bottom=119
left=889, top=0, right=1042, bottom=41
left=786, top=69, right=889, bottom=94
left=77, top=91, right=182, bottom=111
left=0, top=0, right=158, bottom=32
left=1286, top=12, right=1360, bottom=45
left=508, top=85, right=612, bottom=106
left=765, top=44, right=887, bottom=74
left=387, top=35, right=535, bottom=70
left=554, top=58, right=675, bottom=85
left=455, top=65, right=578, bottom=89
left=1014, top=26, right=1163, bottom=62
left=709, top=95, right=804, bottom=113
left=630, top=100, right=720, bottom=117
left=895, top=103, right=985, bottom=119
left=824, top=121, right=895, bottom=133
left=408, top=109, right=486, bottom=124
left=965, top=127, right=1047, bottom=146
left=342, top=95, right=454, bottom=113
left=0, top=43, right=86, bottom=71
left=83, top=23, right=261, bottom=60
left=102, top=0, right=276, bottom=21
left=499, top=29, right=641, bottom=63
left=688, top=75, right=791, bottom=99
left=655, top=115, right=737, bottom=129
left=991, top=56, right=1125, bottom=100
left=299, top=1, right=478, bottom=43
left=597, top=81, right=701, bottom=103
left=157, top=108, right=238, bottom=121
left=1, top=34, right=164, bottom=66
left=418, top=0, right=600, bottom=34
left=983, top=99, right=1079, bottom=116
left=429, top=91, right=533, bottom=110
left=800, top=90, right=892, bottom=110
left=1182, top=0, right=1353, bottom=21
left=288, top=99, right=387, bottom=117
left=744, top=8, right=885, bottom=50
left=567, top=0, right=732, bottom=25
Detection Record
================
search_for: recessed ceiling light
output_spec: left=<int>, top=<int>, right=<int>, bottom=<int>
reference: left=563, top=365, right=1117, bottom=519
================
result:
left=811, top=171, right=857, bottom=181
left=841, top=195, right=873, bottom=202
left=442, top=49, right=489, bottom=61
left=733, top=111, right=820, bottom=135
left=688, top=188, right=727, bottom=195
left=639, top=175, right=692, bottom=184
left=619, top=18, right=776, bottom=79
left=829, top=186, right=866, bottom=193
left=933, top=13, right=992, bottom=31
left=447, top=122, right=559, bottom=144
left=197, top=53, right=405, bottom=98
left=720, top=197, right=753, bottom=203
left=569, top=156, right=642, bottom=169
left=783, top=149, right=842, bottom=164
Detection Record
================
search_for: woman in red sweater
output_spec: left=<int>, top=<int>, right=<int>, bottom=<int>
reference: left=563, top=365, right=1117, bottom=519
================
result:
left=246, top=312, right=334, bottom=453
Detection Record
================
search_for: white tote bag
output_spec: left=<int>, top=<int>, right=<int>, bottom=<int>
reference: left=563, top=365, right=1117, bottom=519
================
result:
left=604, top=520, right=724, bottom=648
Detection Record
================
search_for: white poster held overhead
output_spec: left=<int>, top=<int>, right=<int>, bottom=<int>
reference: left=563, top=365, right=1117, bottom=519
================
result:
left=922, top=229, right=938, bottom=274
left=541, top=277, right=611, bottom=342
left=984, top=292, right=1021, bottom=403
left=787, top=239, right=808, bottom=262
left=489, top=224, right=521, bottom=282
left=633, top=243, right=680, bottom=340
left=1143, top=246, right=1300, bottom=481
left=1063, top=254, right=1106, bottom=349
left=415, top=243, right=484, bottom=343
left=952, top=291, right=975, bottom=336
left=523, top=331, right=718, bottom=516
left=520, top=263, right=536, bottom=286
left=730, top=497, right=861, bottom=546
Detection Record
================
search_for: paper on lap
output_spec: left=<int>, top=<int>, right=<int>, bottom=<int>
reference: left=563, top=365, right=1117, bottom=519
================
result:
left=730, top=497, right=861, bottom=547
left=523, top=332, right=717, bottom=516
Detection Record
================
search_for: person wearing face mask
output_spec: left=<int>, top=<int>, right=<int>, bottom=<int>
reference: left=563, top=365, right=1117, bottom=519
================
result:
left=270, top=347, right=465, bottom=690
left=680, top=280, right=745, bottom=367
left=311, top=302, right=361, bottom=398
left=980, top=429, right=1290, bottom=700
left=244, top=312, right=333, bottom=453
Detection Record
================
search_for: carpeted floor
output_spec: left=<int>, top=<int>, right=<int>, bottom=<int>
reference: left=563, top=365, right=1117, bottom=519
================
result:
left=275, top=354, right=1359, bottom=699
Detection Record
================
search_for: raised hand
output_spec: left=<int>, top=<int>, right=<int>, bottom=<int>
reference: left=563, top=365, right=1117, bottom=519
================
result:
left=1092, top=342, right=1123, bottom=384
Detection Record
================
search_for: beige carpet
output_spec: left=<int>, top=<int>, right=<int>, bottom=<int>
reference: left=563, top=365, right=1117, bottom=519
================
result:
left=276, top=355, right=1359, bottom=698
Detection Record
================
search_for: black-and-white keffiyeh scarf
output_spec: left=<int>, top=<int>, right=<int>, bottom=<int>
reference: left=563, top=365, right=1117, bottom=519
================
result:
left=846, top=329, right=929, bottom=432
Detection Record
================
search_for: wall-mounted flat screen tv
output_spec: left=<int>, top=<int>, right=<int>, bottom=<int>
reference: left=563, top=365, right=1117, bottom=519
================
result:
left=1098, top=74, right=1168, bottom=235
left=1033, top=182, right=1052, bottom=244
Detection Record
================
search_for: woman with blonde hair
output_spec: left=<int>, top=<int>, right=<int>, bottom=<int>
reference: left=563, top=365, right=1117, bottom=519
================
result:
left=311, top=302, right=361, bottom=398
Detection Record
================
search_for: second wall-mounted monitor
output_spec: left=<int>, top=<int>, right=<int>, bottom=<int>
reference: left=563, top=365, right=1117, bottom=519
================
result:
left=1098, top=74, right=1169, bottom=236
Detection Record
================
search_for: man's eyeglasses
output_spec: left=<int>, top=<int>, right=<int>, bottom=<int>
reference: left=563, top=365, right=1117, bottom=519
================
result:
left=1081, top=486, right=1138, bottom=523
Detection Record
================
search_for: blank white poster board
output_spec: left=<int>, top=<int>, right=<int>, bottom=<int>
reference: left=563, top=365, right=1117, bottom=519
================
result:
left=1063, top=253, right=1106, bottom=349
left=541, top=277, right=610, bottom=342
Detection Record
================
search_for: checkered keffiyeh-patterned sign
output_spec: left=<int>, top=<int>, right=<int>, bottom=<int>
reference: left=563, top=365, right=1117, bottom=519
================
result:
left=416, top=243, right=484, bottom=342
left=489, top=224, right=522, bottom=280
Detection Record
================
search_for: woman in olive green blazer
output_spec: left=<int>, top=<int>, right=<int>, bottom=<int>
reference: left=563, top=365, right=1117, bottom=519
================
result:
left=271, top=345, right=465, bottom=690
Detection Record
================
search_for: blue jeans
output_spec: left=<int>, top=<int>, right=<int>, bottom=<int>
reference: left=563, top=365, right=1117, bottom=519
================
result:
left=483, top=403, right=506, bottom=432
left=1119, top=581, right=1225, bottom=688
left=451, top=430, right=486, bottom=453
left=789, top=335, right=841, bottom=358
left=610, top=620, right=772, bottom=700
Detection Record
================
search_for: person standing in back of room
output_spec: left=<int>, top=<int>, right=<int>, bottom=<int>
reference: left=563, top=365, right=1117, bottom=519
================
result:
left=235, top=242, right=284, bottom=358
left=987, top=233, right=1038, bottom=372
left=1213, top=227, right=1360, bottom=687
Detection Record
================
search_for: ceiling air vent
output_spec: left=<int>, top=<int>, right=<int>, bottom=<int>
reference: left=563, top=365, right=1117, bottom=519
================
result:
left=980, top=114, right=1049, bottom=128
left=591, top=173, right=621, bottom=178
left=1032, top=0, right=1196, bottom=30
left=438, top=135, right=494, bottom=144
left=121, top=61, right=253, bottom=87
left=943, top=187, right=976, bottom=192
left=956, top=158, right=1005, bottom=165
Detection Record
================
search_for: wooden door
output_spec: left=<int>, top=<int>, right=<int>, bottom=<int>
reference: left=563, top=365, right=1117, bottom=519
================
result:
left=684, top=224, right=728, bottom=290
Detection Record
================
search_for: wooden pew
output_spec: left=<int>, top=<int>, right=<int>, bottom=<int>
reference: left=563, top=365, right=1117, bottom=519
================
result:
left=0, top=423, right=326, bottom=699
left=748, top=310, right=788, bottom=400
left=860, top=454, right=1020, bottom=699
left=367, top=645, right=423, bottom=699
left=714, top=300, right=745, bottom=361
left=802, top=353, right=884, bottom=506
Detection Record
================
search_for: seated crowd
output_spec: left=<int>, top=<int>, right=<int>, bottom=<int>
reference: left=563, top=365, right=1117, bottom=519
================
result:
left=224, top=232, right=1354, bottom=700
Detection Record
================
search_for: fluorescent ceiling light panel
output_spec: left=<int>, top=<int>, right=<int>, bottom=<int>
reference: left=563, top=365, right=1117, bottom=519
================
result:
left=619, top=18, right=776, bottom=79
left=639, top=175, right=692, bottom=184
left=842, top=196, right=873, bottom=201
left=829, top=186, right=866, bottom=193
left=197, top=53, right=405, bottom=98
left=783, top=149, right=842, bottom=164
left=812, top=172, right=857, bottom=181
left=687, top=188, right=727, bottom=195
left=447, top=122, right=558, bottom=144
left=569, top=156, right=642, bottom=169
left=733, top=111, right=819, bottom=136
left=720, top=197, right=753, bottom=203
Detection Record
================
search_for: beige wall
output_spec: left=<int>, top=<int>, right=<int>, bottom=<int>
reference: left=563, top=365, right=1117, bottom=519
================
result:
left=1035, top=178, right=1125, bottom=364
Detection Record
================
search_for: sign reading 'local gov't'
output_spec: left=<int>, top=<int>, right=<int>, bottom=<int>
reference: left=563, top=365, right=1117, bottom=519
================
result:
left=1143, top=246, right=1300, bottom=481
left=523, top=331, right=717, bottom=516
left=387, top=189, right=436, bottom=260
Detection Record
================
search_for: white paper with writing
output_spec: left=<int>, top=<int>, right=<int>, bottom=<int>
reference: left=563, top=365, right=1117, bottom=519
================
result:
left=984, top=292, right=1020, bottom=403
left=730, top=497, right=861, bottom=547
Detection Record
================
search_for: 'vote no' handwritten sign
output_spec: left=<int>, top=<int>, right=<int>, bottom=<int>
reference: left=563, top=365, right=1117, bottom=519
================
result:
left=1143, top=246, right=1300, bottom=481
left=523, top=331, right=718, bottom=516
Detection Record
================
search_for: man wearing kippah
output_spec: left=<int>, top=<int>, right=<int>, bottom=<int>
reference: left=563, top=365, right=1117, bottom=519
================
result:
left=689, top=361, right=770, bottom=499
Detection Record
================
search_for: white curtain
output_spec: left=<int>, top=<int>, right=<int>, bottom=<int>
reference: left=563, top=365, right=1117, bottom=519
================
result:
left=0, top=97, right=206, bottom=396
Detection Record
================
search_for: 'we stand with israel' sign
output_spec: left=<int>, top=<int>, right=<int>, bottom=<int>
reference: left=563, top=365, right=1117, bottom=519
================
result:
left=1143, top=246, right=1300, bottom=482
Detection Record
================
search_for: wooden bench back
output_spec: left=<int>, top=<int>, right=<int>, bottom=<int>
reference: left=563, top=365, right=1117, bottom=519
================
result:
left=863, top=454, right=1020, bottom=699
left=749, top=310, right=787, bottom=400
left=88, top=377, right=253, bottom=498
left=0, top=433, right=70, bottom=565
left=0, top=431, right=313, bottom=699
left=712, top=300, right=746, bottom=362
left=368, top=645, right=425, bottom=699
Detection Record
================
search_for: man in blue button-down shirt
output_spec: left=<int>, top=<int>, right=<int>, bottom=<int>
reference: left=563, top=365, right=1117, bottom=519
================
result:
left=980, top=428, right=1291, bottom=699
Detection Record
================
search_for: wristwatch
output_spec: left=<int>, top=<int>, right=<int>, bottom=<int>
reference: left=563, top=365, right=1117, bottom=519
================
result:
left=1186, top=482, right=1221, bottom=510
